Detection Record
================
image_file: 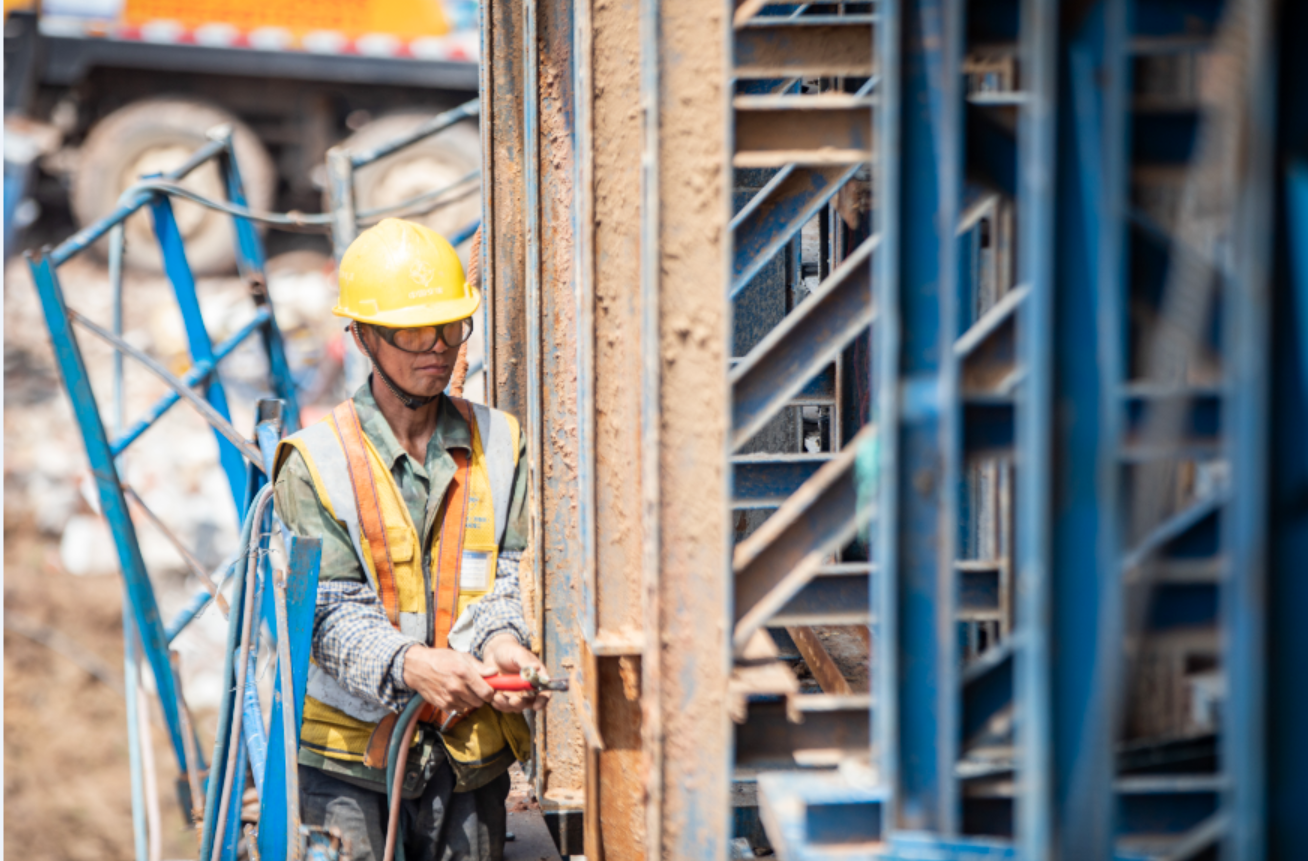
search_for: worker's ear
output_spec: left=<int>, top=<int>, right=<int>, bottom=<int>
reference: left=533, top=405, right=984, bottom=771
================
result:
left=350, top=321, right=370, bottom=356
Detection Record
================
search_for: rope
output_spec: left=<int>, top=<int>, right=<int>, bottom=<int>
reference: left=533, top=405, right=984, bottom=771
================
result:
left=118, top=181, right=332, bottom=233
left=118, top=171, right=482, bottom=236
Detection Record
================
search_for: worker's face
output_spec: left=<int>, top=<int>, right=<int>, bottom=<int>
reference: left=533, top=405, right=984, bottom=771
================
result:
left=356, top=323, right=457, bottom=398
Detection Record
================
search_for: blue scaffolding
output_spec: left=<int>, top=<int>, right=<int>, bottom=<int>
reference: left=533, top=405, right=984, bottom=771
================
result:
left=25, top=125, right=327, bottom=861
left=24, top=100, right=487, bottom=860
left=741, top=0, right=1308, bottom=857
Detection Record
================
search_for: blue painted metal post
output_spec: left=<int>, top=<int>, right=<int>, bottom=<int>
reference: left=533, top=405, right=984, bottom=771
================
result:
left=26, top=253, right=189, bottom=770
left=149, top=195, right=250, bottom=514
left=200, top=508, right=254, bottom=861
left=1290, top=164, right=1308, bottom=393
left=219, top=720, right=250, bottom=861
left=876, top=0, right=961, bottom=833
left=875, top=0, right=904, bottom=835
left=1023, top=3, right=1128, bottom=856
left=1268, top=124, right=1308, bottom=858
left=214, top=130, right=302, bottom=433
left=256, top=400, right=288, bottom=637
left=241, top=596, right=268, bottom=798
left=213, top=130, right=268, bottom=280
left=258, top=536, right=323, bottom=861
left=1223, top=1, right=1278, bottom=857
left=1277, top=13, right=1308, bottom=846
left=1015, top=0, right=1057, bottom=855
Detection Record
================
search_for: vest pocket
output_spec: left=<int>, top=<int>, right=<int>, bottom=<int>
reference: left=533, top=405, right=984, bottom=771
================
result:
left=385, top=527, right=416, bottom=563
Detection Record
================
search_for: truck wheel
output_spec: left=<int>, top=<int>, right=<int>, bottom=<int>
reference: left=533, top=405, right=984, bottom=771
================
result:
left=71, top=98, right=275, bottom=275
left=338, top=113, right=481, bottom=248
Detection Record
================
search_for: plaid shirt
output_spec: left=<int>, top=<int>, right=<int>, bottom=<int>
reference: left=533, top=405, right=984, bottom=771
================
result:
left=312, top=551, right=531, bottom=712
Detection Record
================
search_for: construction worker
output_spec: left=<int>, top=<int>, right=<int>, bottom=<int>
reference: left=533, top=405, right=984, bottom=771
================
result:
left=273, top=218, right=547, bottom=861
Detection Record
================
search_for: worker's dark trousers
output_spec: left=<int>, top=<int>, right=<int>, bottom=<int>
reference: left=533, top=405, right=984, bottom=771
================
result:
left=299, top=763, right=510, bottom=861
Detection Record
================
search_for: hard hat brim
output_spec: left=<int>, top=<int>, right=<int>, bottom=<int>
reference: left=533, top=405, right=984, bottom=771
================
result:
left=332, top=286, right=481, bottom=329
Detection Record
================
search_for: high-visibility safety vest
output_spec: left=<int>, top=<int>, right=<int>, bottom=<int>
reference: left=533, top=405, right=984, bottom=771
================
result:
left=274, top=396, right=531, bottom=786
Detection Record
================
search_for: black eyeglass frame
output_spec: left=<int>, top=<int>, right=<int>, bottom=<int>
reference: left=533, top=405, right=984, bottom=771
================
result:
left=353, top=317, right=475, bottom=354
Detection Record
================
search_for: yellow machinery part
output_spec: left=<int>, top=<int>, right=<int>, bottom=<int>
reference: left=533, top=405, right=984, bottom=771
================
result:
left=120, top=0, right=451, bottom=40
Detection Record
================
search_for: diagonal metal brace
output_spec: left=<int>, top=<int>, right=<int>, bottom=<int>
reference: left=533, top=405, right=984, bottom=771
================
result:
left=67, top=308, right=266, bottom=469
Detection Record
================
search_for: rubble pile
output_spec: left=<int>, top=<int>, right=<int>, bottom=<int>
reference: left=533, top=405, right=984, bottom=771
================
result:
left=4, top=250, right=343, bottom=708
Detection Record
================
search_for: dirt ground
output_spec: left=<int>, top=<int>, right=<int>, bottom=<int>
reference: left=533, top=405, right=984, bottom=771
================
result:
left=4, top=520, right=196, bottom=860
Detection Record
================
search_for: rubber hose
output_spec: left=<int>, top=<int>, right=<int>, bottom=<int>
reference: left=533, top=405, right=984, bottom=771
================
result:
left=197, top=486, right=265, bottom=861
left=209, top=485, right=273, bottom=861
left=382, top=696, right=426, bottom=861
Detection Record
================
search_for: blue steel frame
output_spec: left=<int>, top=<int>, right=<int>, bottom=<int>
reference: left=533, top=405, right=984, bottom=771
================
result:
left=27, top=132, right=325, bottom=861
left=740, top=0, right=1306, bottom=860
left=725, top=1, right=884, bottom=856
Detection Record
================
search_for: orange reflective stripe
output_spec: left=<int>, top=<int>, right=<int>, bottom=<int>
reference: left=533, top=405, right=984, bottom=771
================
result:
left=421, top=446, right=472, bottom=726
left=331, top=401, right=401, bottom=625
left=423, top=397, right=475, bottom=726
left=433, top=448, right=471, bottom=649
left=437, top=396, right=477, bottom=650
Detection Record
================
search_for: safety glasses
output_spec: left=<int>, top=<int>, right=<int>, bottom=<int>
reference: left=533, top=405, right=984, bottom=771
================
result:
left=362, top=318, right=474, bottom=354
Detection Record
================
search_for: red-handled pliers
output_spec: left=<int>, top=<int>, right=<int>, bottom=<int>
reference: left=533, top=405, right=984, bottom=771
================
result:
left=439, top=669, right=568, bottom=731
left=485, top=672, right=570, bottom=692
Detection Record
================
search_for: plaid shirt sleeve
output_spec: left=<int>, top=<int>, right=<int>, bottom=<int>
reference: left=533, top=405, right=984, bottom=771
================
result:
left=314, top=552, right=531, bottom=709
left=469, top=550, right=532, bottom=659
left=313, top=581, right=420, bottom=713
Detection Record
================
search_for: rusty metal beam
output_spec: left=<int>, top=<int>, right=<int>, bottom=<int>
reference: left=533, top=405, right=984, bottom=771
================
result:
left=576, top=0, right=655, bottom=854
left=484, top=0, right=528, bottom=418
left=644, top=0, right=733, bottom=856
left=786, top=626, right=854, bottom=695
left=734, top=94, right=876, bottom=168
left=488, top=1, right=732, bottom=855
left=734, top=21, right=876, bottom=79
left=485, top=0, right=590, bottom=823
left=534, top=0, right=590, bottom=826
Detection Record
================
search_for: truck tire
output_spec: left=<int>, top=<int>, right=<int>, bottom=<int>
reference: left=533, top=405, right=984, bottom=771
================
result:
left=71, top=98, right=275, bottom=275
left=339, top=113, right=481, bottom=248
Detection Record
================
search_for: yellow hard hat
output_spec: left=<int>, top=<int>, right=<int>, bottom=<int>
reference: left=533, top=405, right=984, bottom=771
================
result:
left=334, top=218, right=479, bottom=327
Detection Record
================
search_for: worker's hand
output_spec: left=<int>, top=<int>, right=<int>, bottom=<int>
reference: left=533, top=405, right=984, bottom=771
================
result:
left=483, top=633, right=551, bottom=713
left=401, top=645, right=496, bottom=715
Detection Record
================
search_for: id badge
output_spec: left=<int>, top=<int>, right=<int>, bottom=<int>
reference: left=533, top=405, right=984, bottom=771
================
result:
left=460, top=550, right=493, bottom=592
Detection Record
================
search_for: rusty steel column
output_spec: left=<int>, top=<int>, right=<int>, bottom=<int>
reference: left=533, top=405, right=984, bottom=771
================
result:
left=575, top=0, right=654, bottom=856
left=485, top=0, right=732, bottom=856
left=535, top=0, right=589, bottom=831
left=482, top=0, right=589, bottom=834
left=483, top=0, right=528, bottom=418
left=640, top=0, right=734, bottom=857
